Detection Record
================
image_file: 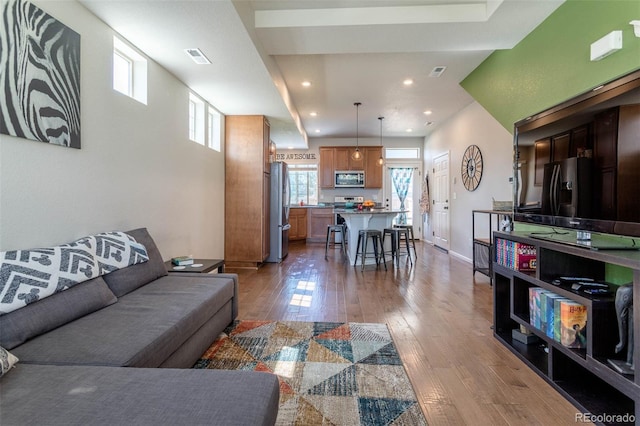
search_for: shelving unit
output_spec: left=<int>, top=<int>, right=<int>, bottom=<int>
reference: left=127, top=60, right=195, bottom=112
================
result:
left=493, top=231, right=640, bottom=424
left=472, top=210, right=512, bottom=283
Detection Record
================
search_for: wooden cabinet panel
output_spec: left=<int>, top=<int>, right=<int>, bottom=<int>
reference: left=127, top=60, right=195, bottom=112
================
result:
left=534, top=138, right=550, bottom=186
left=307, top=207, right=334, bottom=243
left=570, top=124, right=590, bottom=157
left=225, top=115, right=270, bottom=267
left=263, top=120, right=271, bottom=173
left=289, top=208, right=308, bottom=241
left=551, top=132, right=570, bottom=162
left=334, top=148, right=350, bottom=171
left=594, top=108, right=618, bottom=169
left=364, top=146, right=383, bottom=188
left=319, top=148, right=335, bottom=188
left=616, top=104, right=640, bottom=223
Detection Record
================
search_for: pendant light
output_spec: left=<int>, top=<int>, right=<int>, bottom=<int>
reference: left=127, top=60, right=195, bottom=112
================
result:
left=377, top=116, right=385, bottom=166
left=351, top=102, right=362, bottom=161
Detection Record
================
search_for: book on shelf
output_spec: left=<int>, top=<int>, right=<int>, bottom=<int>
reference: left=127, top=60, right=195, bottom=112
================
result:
left=495, top=238, right=536, bottom=271
left=171, top=256, right=194, bottom=266
left=559, top=300, right=588, bottom=348
left=529, top=287, right=546, bottom=329
left=544, top=293, right=565, bottom=339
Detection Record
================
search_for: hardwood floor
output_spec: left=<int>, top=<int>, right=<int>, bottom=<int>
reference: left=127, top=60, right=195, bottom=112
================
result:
left=228, top=241, right=589, bottom=425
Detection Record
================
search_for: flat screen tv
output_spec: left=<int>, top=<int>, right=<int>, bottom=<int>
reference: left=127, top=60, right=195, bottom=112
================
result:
left=513, top=69, right=640, bottom=242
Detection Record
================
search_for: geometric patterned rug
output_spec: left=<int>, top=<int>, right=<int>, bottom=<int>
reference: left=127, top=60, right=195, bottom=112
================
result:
left=193, top=320, right=428, bottom=426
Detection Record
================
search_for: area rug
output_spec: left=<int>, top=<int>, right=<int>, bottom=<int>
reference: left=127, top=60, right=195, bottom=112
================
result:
left=193, top=320, right=427, bottom=426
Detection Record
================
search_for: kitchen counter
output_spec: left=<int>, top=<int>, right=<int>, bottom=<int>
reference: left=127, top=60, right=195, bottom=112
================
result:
left=336, top=209, right=406, bottom=265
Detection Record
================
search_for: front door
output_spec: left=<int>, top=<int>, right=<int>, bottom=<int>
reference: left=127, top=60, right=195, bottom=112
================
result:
left=433, top=152, right=450, bottom=251
left=385, top=163, right=422, bottom=237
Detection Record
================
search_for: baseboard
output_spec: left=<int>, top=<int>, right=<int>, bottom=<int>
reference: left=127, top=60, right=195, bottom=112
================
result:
left=449, top=250, right=471, bottom=264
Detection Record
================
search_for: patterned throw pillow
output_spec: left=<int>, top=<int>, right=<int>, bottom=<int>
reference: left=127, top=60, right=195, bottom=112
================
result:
left=0, top=231, right=149, bottom=315
left=0, top=346, right=18, bottom=377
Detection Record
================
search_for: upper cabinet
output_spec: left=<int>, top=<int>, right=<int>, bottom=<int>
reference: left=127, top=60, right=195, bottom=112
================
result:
left=319, top=148, right=335, bottom=189
left=319, top=146, right=382, bottom=189
left=363, top=147, right=383, bottom=188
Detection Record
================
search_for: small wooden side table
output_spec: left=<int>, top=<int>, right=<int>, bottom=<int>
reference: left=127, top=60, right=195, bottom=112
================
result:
left=164, top=259, right=225, bottom=274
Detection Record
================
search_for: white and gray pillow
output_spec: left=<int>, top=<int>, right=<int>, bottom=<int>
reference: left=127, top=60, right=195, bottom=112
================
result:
left=0, top=231, right=148, bottom=315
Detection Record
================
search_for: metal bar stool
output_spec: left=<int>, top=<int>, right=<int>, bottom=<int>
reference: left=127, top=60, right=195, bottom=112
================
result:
left=325, top=224, right=347, bottom=259
left=384, top=227, right=413, bottom=266
left=393, top=224, right=417, bottom=258
left=353, top=229, right=386, bottom=271
left=382, top=228, right=399, bottom=267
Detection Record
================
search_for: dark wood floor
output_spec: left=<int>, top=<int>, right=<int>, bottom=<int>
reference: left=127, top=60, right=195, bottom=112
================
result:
left=228, top=241, right=587, bottom=425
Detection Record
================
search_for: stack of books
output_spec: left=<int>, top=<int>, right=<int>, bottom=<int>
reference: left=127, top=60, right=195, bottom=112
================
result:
left=495, top=239, right=536, bottom=271
left=171, top=256, right=194, bottom=266
left=529, top=287, right=587, bottom=348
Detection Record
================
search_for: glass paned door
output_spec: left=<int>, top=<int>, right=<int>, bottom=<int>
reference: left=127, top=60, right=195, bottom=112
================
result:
left=385, top=164, right=421, bottom=231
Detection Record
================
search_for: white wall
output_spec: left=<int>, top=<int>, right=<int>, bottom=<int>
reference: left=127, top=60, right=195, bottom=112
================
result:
left=423, top=102, right=513, bottom=261
left=0, top=1, right=225, bottom=260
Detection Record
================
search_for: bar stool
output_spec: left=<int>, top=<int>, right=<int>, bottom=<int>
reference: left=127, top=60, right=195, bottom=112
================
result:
left=325, top=224, right=347, bottom=259
left=353, top=229, right=386, bottom=271
left=383, top=227, right=413, bottom=266
left=393, top=224, right=417, bottom=258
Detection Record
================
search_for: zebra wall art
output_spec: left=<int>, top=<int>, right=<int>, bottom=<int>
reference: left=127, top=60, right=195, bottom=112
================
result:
left=1, top=0, right=81, bottom=149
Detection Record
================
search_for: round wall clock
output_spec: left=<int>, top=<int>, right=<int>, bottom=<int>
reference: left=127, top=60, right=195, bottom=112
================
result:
left=461, top=144, right=483, bottom=191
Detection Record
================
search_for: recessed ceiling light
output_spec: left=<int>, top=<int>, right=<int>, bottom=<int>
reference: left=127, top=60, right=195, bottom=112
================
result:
left=310, top=111, right=317, bottom=116
left=184, top=48, right=211, bottom=65
left=288, top=146, right=294, bottom=149
left=406, top=128, right=413, bottom=133
left=403, top=79, right=414, bottom=86
left=315, top=129, right=320, bottom=133
left=423, top=110, right=432, bottom=115
left=302, top=81, right=312, bottom=87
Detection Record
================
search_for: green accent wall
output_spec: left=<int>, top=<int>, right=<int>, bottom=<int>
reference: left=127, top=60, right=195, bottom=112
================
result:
left=461, top=0, right=640, bottom=132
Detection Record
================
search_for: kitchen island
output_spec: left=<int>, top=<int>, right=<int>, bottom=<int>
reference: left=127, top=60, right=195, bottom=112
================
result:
left=335, top=209, right=405, bottom=266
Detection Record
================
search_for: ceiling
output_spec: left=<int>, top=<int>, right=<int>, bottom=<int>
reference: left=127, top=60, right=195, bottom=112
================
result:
left=78, top=0, right=564, bottom=149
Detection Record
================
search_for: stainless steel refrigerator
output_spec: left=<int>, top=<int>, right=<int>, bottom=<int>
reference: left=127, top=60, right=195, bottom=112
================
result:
left=266, top=162, right=291, bottom=263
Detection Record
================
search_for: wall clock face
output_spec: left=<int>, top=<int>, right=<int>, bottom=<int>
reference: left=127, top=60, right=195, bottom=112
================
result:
left=461, top=145, right=483, bottom=191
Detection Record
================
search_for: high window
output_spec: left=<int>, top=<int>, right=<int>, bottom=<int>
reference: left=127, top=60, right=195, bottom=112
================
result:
left=289, top=164, right=318, bottom=206
left=112, top=36, right=147, bottom=104
left=188, top=93, right=205, bottom=145
left=207, top=106, right=222, bottom=151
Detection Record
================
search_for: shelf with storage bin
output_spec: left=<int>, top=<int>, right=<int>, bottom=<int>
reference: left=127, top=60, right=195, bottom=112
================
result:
left=493, top=231, right=640, bottom=423
left=472, top=210, right=512, bottom=283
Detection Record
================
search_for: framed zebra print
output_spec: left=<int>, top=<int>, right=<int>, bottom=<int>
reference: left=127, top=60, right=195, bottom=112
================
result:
left=1, top=0, right=81, bottom=149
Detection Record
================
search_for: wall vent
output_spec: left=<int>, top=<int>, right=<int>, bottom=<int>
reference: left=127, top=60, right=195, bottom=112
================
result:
left=429, top=66, right=446, bottom=77
left=184, top=48, right=211, bottom=65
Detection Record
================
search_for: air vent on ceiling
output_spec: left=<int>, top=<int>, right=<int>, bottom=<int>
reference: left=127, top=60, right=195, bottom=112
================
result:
left=184, top=48, right=211, bottom=65
left=429, top=66, right=446, bottom=77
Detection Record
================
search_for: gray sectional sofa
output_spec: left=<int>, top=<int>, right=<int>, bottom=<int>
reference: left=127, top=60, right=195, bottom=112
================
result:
left=0, top=228, right=279, bottom=425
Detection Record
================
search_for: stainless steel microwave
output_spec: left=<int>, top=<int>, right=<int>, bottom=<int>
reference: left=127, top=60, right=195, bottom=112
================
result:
left=335, top=171, right=365, bottom=187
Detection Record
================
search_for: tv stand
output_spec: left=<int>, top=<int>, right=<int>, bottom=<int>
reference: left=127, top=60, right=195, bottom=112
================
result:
left=493, top=231, right=639, bottom=424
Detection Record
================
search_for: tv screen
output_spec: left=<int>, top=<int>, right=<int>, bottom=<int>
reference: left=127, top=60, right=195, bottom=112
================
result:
left=513, top=69, right=640, bottom=240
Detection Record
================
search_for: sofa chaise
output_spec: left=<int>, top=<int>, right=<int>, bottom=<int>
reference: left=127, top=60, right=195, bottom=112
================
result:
left=0, top=228, right=279, bottom=425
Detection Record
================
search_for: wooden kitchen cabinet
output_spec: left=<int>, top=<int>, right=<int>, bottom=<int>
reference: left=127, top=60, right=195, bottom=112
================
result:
left=288, top=208, right=307, bottom=241
left=319, top=146, right=381, bottom=188
left=307, top=207, right=334, bottom=243
left=225, top=115, right=271, bottom=268
left=319, top=148, right=335, bottom=188
left=364, top=146, right=383, bottom=188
